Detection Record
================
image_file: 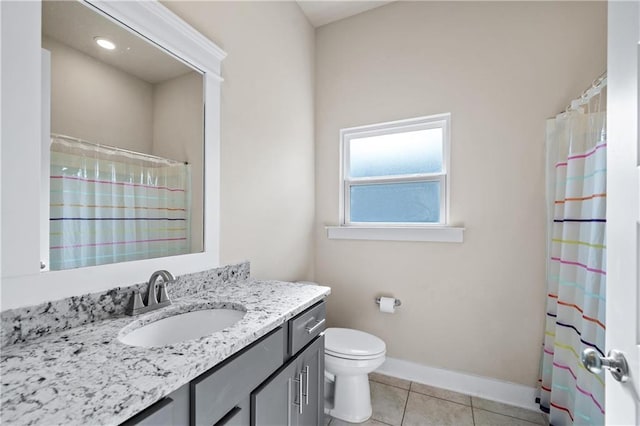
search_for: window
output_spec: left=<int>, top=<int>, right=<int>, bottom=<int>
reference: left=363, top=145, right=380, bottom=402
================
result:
left=342, top=114, right=450, bottom=225
left=329, top=114, right=463, bottom=242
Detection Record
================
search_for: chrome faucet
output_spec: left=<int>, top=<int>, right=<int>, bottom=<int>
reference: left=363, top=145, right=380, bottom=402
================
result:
left=126, top=270, right=176, bottom=316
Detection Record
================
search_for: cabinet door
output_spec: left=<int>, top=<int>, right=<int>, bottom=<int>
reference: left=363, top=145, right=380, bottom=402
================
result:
left=252, top=335, right=325, bottom=426
left=298, top=335, right=324, bottom=426
left=169, top=384, right=190, bottom=426
left=120, top=398, right=174, bottom=426
left=192, top=328, right=284, bottom=426
left=215, top=397, right=249, bottom=426
left=252, top=361, right=299, bottom=426
left=120, top=384, right=190, bottom=426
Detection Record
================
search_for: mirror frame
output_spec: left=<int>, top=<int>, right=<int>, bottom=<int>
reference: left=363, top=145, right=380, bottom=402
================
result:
left=0, top=0, right=226, bottom=309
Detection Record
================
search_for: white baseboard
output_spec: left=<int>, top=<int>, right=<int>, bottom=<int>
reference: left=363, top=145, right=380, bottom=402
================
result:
left=376, top=357, right=538, bottom=411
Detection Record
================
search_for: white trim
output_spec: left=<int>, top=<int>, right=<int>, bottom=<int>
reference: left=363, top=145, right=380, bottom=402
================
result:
left=84, top=1, right=226, bottom=77
left=443, top=114, right=451, bottom=222
left=376, top=357, right=538, bottom=411
left=1, top=1, right=42, bottom=282
left=348, top=172, right=445, bottom=184
left=326, top=225, right=464, bottom=243
left=40, top=49, right=50, bottom=272
left=0, top=0, right=3, bottom=282
left=342, top=113, right=451, bottom=135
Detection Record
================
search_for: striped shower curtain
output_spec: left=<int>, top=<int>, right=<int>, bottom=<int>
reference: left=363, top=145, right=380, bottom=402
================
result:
left=537, top=93, right=606, bottom=425
left=49, top=136, right=191, bottom=270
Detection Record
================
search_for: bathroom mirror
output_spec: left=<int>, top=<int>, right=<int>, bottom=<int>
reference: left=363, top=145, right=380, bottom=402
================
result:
left=41, top=0, right=205, bottom=270
left=1, top=0, right=223, bottom=309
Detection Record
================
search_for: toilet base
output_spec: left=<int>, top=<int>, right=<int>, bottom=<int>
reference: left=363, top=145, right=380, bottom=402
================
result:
left=326, top=374, right=373, bottom=423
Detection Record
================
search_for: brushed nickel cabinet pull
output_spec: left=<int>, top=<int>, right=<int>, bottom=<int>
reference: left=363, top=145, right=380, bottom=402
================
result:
left=305, top=319, right=325, bottom=334
left=303, top=365, right=309, bottom=405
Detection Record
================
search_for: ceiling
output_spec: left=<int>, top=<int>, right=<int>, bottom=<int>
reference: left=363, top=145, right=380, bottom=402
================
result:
left=42, top=1, right=195, bottom=84
left=42, top=1, right=393, bottom=82
left=296, top=1, right=394, bottom=27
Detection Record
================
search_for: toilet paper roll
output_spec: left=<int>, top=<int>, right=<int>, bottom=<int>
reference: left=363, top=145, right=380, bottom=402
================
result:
left=379, top=297, right=396, bottom=314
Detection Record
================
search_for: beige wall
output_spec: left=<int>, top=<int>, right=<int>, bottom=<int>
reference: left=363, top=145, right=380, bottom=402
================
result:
left=152, top=71, right=205, bottom=253
left=315, top=1, right=606, bottom=386
left=163, top=1, right=316, bottom=280
left=43, top=36, right=153, bottom=152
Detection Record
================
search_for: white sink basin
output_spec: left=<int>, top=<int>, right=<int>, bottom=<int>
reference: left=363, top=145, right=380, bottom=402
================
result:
left=119, top=308, right=246, bottom=348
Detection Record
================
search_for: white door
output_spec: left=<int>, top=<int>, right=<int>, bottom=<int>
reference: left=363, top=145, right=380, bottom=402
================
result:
left=606, top=1, right=640, bottom=425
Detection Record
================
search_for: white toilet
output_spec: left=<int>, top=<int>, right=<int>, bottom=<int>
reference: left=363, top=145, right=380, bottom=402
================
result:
left=324, top=327, right=386, bottom=423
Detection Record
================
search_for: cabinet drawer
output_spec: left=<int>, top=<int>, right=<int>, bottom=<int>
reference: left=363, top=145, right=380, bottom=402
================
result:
left=288, top=301, right=325, bottom=356
left=191, top=327, right=284, bottom=426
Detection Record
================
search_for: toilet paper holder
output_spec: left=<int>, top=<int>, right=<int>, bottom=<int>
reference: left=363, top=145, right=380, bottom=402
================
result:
left=375, top=297, right=402, bottom=307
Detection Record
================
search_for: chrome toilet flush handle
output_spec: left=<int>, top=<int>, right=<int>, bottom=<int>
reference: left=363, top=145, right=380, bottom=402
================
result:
left=581, top=348, right=630, bottom=382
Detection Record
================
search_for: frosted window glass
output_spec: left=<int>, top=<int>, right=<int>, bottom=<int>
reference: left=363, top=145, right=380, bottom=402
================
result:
left=350, top=181, right=440, bottom=223
left=349, top=129, right=443, bottom=178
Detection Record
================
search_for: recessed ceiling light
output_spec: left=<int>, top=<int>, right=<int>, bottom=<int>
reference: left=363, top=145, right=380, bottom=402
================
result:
left=94, top=37, right=116, bottom=50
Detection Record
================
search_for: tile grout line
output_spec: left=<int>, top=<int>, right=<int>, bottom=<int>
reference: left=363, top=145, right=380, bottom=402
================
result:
left=328, top=414, right=397, bottom=426
left=473, top=407, right=544, bottom=425
left=399, top=382, right=412, bottom=426
left=408, top=382, right=473, bottom=408
left=471, top=395, right=476, bottom=426
left=368, top=380, right=407, bottom=426
left=368, top=377, right=410, bottom=425
left=372, top=377, right=474, bottom=409
left=370, top=378, right=410, bottom=392
left=414, top=392, right=472, bottom=408
left=471, top=395, right=543, bottom=424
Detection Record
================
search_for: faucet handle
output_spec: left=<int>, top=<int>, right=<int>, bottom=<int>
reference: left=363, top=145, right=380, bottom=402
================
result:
left=146, top=285, right=159, bottom=307
left=158, top=282, right=171, bottom=304
left=126, top=290, right=145, bottom=316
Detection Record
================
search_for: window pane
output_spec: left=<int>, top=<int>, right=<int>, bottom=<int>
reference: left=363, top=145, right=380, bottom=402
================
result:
left=349, top=128, right=443, bottom=178
left=350, top=181, right=441, bottom=223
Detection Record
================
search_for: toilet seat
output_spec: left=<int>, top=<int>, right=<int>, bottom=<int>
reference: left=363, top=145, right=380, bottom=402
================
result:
left=325, top=348, right=385, bottom=360
left=325, top=328, right=386, bottom=360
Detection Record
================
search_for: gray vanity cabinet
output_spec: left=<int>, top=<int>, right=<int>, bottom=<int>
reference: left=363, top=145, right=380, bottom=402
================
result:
left=120, top=301, right=326, bottom=426
left=252, top=335, right=324, bottom=426
left=252, top=301, right=325, bottom=426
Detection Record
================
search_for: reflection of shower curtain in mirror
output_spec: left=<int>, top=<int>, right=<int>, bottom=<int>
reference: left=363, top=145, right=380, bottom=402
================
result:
left=49, top=136, right=191, bottom=270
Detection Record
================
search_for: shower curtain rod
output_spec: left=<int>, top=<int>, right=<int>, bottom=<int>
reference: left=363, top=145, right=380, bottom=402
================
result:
left=563, top=70, right=607, bottom=114
left=51, top=133, right=188, bottom=165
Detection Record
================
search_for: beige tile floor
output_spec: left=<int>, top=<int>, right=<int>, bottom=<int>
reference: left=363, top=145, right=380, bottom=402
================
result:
left=324, top=373, right=548, bottom=426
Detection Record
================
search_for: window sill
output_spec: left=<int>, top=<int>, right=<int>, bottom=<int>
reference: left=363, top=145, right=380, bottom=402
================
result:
left=326, top=225, right=465, bottom=243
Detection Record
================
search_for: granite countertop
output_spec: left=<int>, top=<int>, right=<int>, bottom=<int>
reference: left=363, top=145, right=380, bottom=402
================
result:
left=0, top=279, right=330, bottom=426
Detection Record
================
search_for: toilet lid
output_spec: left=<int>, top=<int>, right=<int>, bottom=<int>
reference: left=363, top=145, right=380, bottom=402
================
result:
left=325, top=328, right=386, bottom=359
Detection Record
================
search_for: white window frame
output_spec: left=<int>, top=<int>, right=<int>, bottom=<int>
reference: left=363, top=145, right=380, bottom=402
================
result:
left=341, top=114, right=450, bottom=226
left=329, top=113, right=464, bottom=243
